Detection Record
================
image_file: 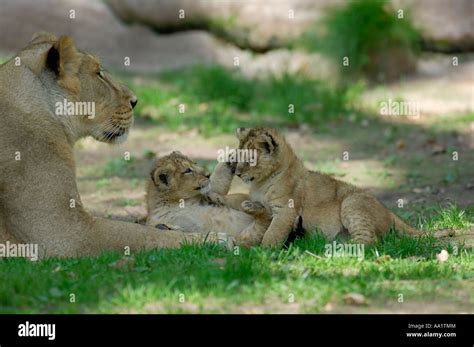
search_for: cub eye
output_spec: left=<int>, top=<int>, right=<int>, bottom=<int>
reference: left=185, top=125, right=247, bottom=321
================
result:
left=183, top=168, right=193, bottom=174
left=97, top=70, right=105, bottom=79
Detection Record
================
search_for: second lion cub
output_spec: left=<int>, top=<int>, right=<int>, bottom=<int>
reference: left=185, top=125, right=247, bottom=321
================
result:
left=234, top=127, right=454, bottom=247
left=145, top=151, right=271, bottom=247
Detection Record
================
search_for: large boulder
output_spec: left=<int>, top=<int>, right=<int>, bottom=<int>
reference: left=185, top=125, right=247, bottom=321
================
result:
left=105, top=0, right=333, bottom=51
left=0, top=0, right=221, bottom=71
left=107, top=0, right=474, bottom=52
left=0, top=0, right=332, bottom=78
left=393, top=0, right=474, bottom=51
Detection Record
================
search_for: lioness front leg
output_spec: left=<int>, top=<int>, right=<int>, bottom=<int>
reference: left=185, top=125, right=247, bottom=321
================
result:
left=91, top=218, right=233, bottom=254
left=261, top=207, right=297, bottom=247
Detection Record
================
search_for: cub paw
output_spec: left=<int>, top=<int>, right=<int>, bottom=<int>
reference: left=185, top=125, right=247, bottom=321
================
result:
left=241, top=200, right=265, bottom=214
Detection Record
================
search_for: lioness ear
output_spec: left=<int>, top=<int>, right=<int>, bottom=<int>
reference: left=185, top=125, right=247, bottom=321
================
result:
left=258, top=133, right=278, bottom=154
left=236, top=127, right=250, bottom=140
left=30, top=31, right=57, bottom=44
left=46, top=36, right=81, bottom=93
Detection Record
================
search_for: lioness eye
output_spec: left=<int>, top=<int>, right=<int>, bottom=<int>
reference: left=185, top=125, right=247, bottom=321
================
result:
left=183, top=168, right=193, bottom=174
left=97, top=70, right=105, bottom=78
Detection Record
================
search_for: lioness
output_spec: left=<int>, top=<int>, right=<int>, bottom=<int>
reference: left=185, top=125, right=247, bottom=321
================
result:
left=0, top=32, right=226, bottom=258
left=234, top=127, right=454, bottom=247
left=146, top=152, right=272, bottom=247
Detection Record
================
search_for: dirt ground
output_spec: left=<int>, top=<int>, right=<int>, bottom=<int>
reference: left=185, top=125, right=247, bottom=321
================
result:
left=75, top=55, right=474, bottom=247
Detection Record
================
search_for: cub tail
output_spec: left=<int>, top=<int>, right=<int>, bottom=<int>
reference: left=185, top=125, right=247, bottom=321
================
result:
left=391, top=213, right=455, bottom=238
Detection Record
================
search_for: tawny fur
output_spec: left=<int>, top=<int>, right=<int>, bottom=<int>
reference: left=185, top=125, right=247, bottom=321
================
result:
left=0, top=32, right=225, bottom=258
left=145, top=152, right=272, bottom=247
left=234, top=127, right=454, bottom=247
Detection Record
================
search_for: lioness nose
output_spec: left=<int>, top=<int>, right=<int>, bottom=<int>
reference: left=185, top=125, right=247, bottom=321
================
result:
left=130, top=96, right=138, bottom=109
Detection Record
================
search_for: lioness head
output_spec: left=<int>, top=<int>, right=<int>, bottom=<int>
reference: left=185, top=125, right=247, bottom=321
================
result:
left=235, top=127, right=290, bottom=183
left=147, top=152, right=211, bottom=206
left=23, top=31, right=137, bottom=144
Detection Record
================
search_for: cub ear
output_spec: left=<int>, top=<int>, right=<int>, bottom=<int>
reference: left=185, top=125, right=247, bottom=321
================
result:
left=46, top=35, right=81, bottom=93
left=258, top=133, right=278, bottom=154
left=151, top=168, right=170, bottom=187
left=30, top=31, right=58, bottom=44
left=235, top=127, right=251, bottom=140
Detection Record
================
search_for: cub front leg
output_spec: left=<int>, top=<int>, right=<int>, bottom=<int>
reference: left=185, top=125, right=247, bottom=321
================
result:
left=241, top=200, right=272, bottom=220
left=261, top=207, right=297, bottom=247
left=236, top=200, right=273, bottom=247
left=206, top=162, right=236, bottom=195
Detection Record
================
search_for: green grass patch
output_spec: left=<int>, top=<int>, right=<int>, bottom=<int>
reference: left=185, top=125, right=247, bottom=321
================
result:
left=99, top=157, right=140, bottom=178
left=130, top=65, right=363, bottom=135
left=297, top=0, right=420, bottom=80
left=0, top=205, right=472, bottom=313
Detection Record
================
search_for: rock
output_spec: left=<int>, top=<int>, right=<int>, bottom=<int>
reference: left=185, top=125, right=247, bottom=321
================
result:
left=343, top=293, right=367, bottom=306
left=105, top=0, right=474, bottom=52
left=106, top=0, right=335, bottom=51
left=393, top=0, right=474, bottom=51
left=0, top=0, right=331, bottom=79
left=0, top=0, right=220, bottom=72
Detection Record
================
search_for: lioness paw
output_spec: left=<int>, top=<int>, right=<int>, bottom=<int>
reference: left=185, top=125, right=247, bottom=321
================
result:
left=205, top=232, right=236, bottom=250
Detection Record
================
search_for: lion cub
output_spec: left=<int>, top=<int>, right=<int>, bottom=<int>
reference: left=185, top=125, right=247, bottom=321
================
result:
left=234, top=127, right=454, bottom=247
left=145, top=151, right=271, bottom=247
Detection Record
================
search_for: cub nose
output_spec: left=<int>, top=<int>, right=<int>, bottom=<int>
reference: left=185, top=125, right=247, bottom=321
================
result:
left=130, top=96, right=138, bottom=109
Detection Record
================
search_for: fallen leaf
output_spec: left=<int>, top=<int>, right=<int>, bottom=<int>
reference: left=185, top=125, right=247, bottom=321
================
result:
left=396, top=139, right=405, bottom=150
left=343, top=293, right=367, bottom=306
left=324, top=302, right=334, bottom=312
left=431, top=144, right=446, bottom=155
left=436, top=250, right=449, bottom=262
left=198, top=103, right=209, bottom=112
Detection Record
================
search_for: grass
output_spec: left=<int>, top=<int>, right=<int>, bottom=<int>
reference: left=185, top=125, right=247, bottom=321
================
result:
left=129, top=65, right=363, bottom=135
left=297, top=0, right=420, bottom=80
left=1, top=204, right=472, bottom=313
